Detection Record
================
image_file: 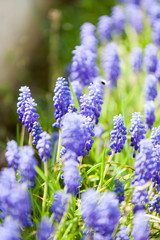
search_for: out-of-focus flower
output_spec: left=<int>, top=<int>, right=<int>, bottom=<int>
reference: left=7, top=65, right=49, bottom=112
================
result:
left=130, top=47, right=143, bottom=74
left=144, top=101, right=156, bottom=129
left=144, top=74, right=157, bottom=101
left=97, top=15, right=112, bottom=43
left=37, top=217, right=54, bottom=240
left=144, top=44, right=158, bottom=73
left=111, top=6, right=125, bottom=35
left=5, top=140, right=20, bottom=170
left=132, top=210, right=149, bottom=240
left=36, top=132, right=52, bottom=162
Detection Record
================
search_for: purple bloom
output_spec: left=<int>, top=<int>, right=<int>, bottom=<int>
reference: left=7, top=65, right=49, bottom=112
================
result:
left=53, top=77, right=71, bottom=128
left=102, top=43, right=120, bottom=88
left=114, top=179, right=125, bottom=203
left=5, top=140, right=20, bottom=170
left=155, top=60, right=160, bottom=81
left=144, top=44, right=158, bottom=73
left=144, top=101, right=156, bottom=129
left=94, top=124, right=105, bottom=138
left=148, top=2, right=160, bottom=26
left=71, top=80, right=83, bottom=103
left=36, top=132, right=52, bottom=162
left=109, top=114, right=127, bottom=155
left=19, top=146, right=37, bottom=187
left=0, top=216, right=20, bottom=240
left=97, top=16, right=112, bottom=43
left=111, top=6, right=125, bottom=35
left=151, top=126, right=160, bottom=146
left=37, top=217, right=54, bottom=240
left=126, top=4, right=144, bottom=34
left=51, top=190, right=70, bottom=222
left=151, top=145, right=160, bottom=191
left=144, top=74, right=157, bottom=101
left=70, top=45, right=98, bottom=86
left=116, top=225, right=129, bottom=240
left=152, top=20, right=160, bottom=46
left=149, top=195, right=160, bottom=213
left=130, top=47, right=143, bottom=74
left=32, top=121, right=43, bottom=145
left=130, top=113, right=146, bottom=157
left=80, top=22, right=98, bottom=52
left=132, top=210, right=149, bottom=240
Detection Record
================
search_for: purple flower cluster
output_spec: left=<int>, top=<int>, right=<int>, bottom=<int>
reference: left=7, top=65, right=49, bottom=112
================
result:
left=97, top=15, right=112, bottom=43
left=144, top=101, right=156, bottom=129
left=36, top=132, right=52, bottom=162
left=111, top=6, right=125, bottom=35
left=144, top=44, right=158, bottom=73
left=130, top=112, right=146, bottom=158
left=144, top=74, right=157, bottom=101
left=0, top=217, right=20, bottom=240
left=102, top=42, right=120, bottom=87
left=114, top=179, right=125, bottom=203
left=130, top=47, right=143, bottom=74
left=132, top=210, right=149, bottom=240
left=116, top=225, right=129, bottom=240
left=152, top=20, right=160, bottom=46
left=53, top=77, right=71, bottom=128
left=155, top=60, right=160, bottom=81
left=32, top=121, right=43, bottom=145
left=37, top=217, right=54, bottom=240
left=71, top=80, right=83, bottom=103
left=149, top=195, right=160, bottom=213
left=109, top=114, right=127, bottom=155
left=151, top=126, right=160, bottom=146
left=5, top=140, right=20, bottom=170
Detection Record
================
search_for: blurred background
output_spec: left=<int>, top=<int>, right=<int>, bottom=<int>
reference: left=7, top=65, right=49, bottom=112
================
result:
left=0, top=0, right=115, bottom=163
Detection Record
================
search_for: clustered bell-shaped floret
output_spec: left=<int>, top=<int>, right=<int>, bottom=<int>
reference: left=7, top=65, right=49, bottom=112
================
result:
left=149, top=195, right=160, bottom=213
left=130, top=47, right=143, bottom=74
left=151, top=126, right=160, bottom=146
left=109, top=114, right=127, bottom=155
left=0, top=216, right=20, bottom=240
left=111, top=5, right=125, bottom=36
left=144, top=101, right=156, bottom=129
left=144, top=43, right=158, bottom=73
left=5, top=140, right=20, bottom=171
left=155, top=60, right=160, bottom=81
left=116, top=225, right=129, bottom=240
left=114, top=179, right=125, bottom=203
left=36, top=132, right=52, bottom=162
left=130, top=112, right=146, bottom=158
left=37, top=217, right=54, bottom=240
left=132, top=210, right=149, bottom=240
left=97, top=15, right=112, bottom=43
left=144, top=74, right=157, bottom=101
left=32, top=121, right=43, bottom=145
left=53, top=77, right=71, bottom=128
left=17, top=86, right=31, bottom=123
left=152, top=20, right=160, bottom=46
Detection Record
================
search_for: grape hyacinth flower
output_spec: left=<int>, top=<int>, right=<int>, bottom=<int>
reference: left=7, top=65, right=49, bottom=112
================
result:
left=37, top=217, right=54, bottom=240
left=144, top=44, right=158, bottom=73
left=114, top=179, right=125, bottom=203
left=19, top=146, right=37, bottom=187
left=151, top=126, right=160, bottom=146
left=109, top=114, right=127, bottom=155
left=51, top=190, right=70, bottom=222
left=151, top=145, right=160, bottom=192
left=130, top=47, right=143, bottom=74
left=144, top=74, right=157, bottom=101
left=94, top=123, right=105, bottom=138
left=132, top=210, right=149, bottom=240
left=111, top=6, right=125, bottom=35
left=32, top=121, right=43, bottom=145
left=149, top=195, right=160, bottom=213
left=155, top=60, right=160, bottom=82
left=36, top=132, right=52, bottom=162
left=144, top=101, right=156, bottom=129
left=148, top=2, right=160, bottom=26
left=0, top=216, right=20, bottom=240
left=5, top=140, right=20, bottom=170
left=126, top=4, right=144, bottom=34
left=102, top=42, right=120, bottom=88
left=130, top=112, right=146, bottom=157
left=80, top=22, right=98, bottom=53
left=53, top=77, right=71, bottom=128
left=71, top=80, right=83, bottom=103
left=97, top=15, right=112, bottom=43
left=70, top=45, right=98, bottom=86
left=152, top=20, right=160, bottom=46
left=116, top=225, right=129, bottom=240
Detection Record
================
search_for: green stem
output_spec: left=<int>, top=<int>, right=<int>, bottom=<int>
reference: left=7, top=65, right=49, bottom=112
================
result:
left=29, top=132, right=32, bottom=147
left=56, top=130, right=62, bottom=163
left=42, top=161, right=48, bottom=215
left=20, top=125, right=25, bottom=147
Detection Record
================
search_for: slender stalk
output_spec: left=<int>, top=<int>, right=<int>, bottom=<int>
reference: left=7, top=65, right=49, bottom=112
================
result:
left=29, top=132, right=32, bottom=147
left=42, top=161, right=48, bottom=215
left=56, top=130, right=62, bottom=163
left=20, top=125, right=25, bottom=147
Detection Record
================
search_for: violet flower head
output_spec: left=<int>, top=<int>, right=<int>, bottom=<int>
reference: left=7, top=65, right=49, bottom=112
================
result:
left=116, top=225, right=129, bottom=240
left=53, top=77, right=71, bottom=128
left=114, top=179, right=125, bottom=203
left=151, top=126, right=160, bottom=146
left=148, top=2, right=160, bottom=26
left=109, top=114, right=127, bottom=155
left=37, top=217, right=54, bottom=240
left=71, top=80, right=83, bottom=103
left=130, top=112, right=146, bottom=157
left=80, top=22, right=98, bottom=52
left=126, top=4, right=144, bottom=34
left=144, top=74, right=157, bottom=101
left=152, top=20, right=160, bottom=46
left=19, top=146, right=37, bottom=187
left=155, top=60, right=160, bottom=82
left=151, top=144, right=160, bottom=192
left=36, top=132, right=52, bottom=162
left=130, top=47, right=143, bottom=74
left=5, top=140, right=20, bottom=170
left=70, top=45, right=98, bottom=86
left=149, top=195, right=160, bottom=213
left=144, top=43, right=158, bottom=73
left=0, top=216, right=20, bottom=240
left=132, top=210, right=149, bottom=240
left=32, top=121, right=43, bottom=145
left=17, top=86, right=31, bottom=124
left=144, top=101, right=156, bottom=129
left=102, top=42, right=120, bottom=88
left=111, top=6, right=125, bottom=35
left=94, top=124, right=105, bottom=138
left=51, top=190, right=70, bottom=222
left=97, top=15, right=112, bottom=43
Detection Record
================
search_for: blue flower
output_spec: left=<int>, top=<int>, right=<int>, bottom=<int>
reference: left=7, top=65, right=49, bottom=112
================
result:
left=144, top=44, right=158, bottom=73
left=152, top=20, right=160, bottom=46
left=94, top=124, right=105, bottom=138
left=70, top=45, right=98, bottom=86
left=109, top=114, right=127, bottom=155
left=53, top=77, right=71, bottom=128
left=0, top=216, right=20, bottom=240
left=144, top=74, right=157, bottom=101
left=36, top=132, right=52, bottom=162
left=97, top=15, right=112, bottom=43
left=102, top=42, right=120, bottom=88
left=149, top=195, right=160, bottom=213
left=32, top=121, right=43, bottom=145
left=5, top=140, right=20, bottom=170
left=130, top=47, right=143, bottom=74
left=116, top=225, right=129, bottom=240
left=155, top=60, right=160, bottom=81
left=151, top=126, right=160, bottom=146
left=71, top=80, right=83, bottom=103
left=111, top=6, right=125, bottom=35
left=37, top=217, right=54, bottom=240
left=132, top=210, right=149, bottom=240
left=114, top=179, right=125, bottom=203
left=19, top=146, right=37, bottom=187
left=148, top=2, right=160, bottom=26
left=144, top=101, right=156, bottom=129
left=51, top=190, right=70, bottom=222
